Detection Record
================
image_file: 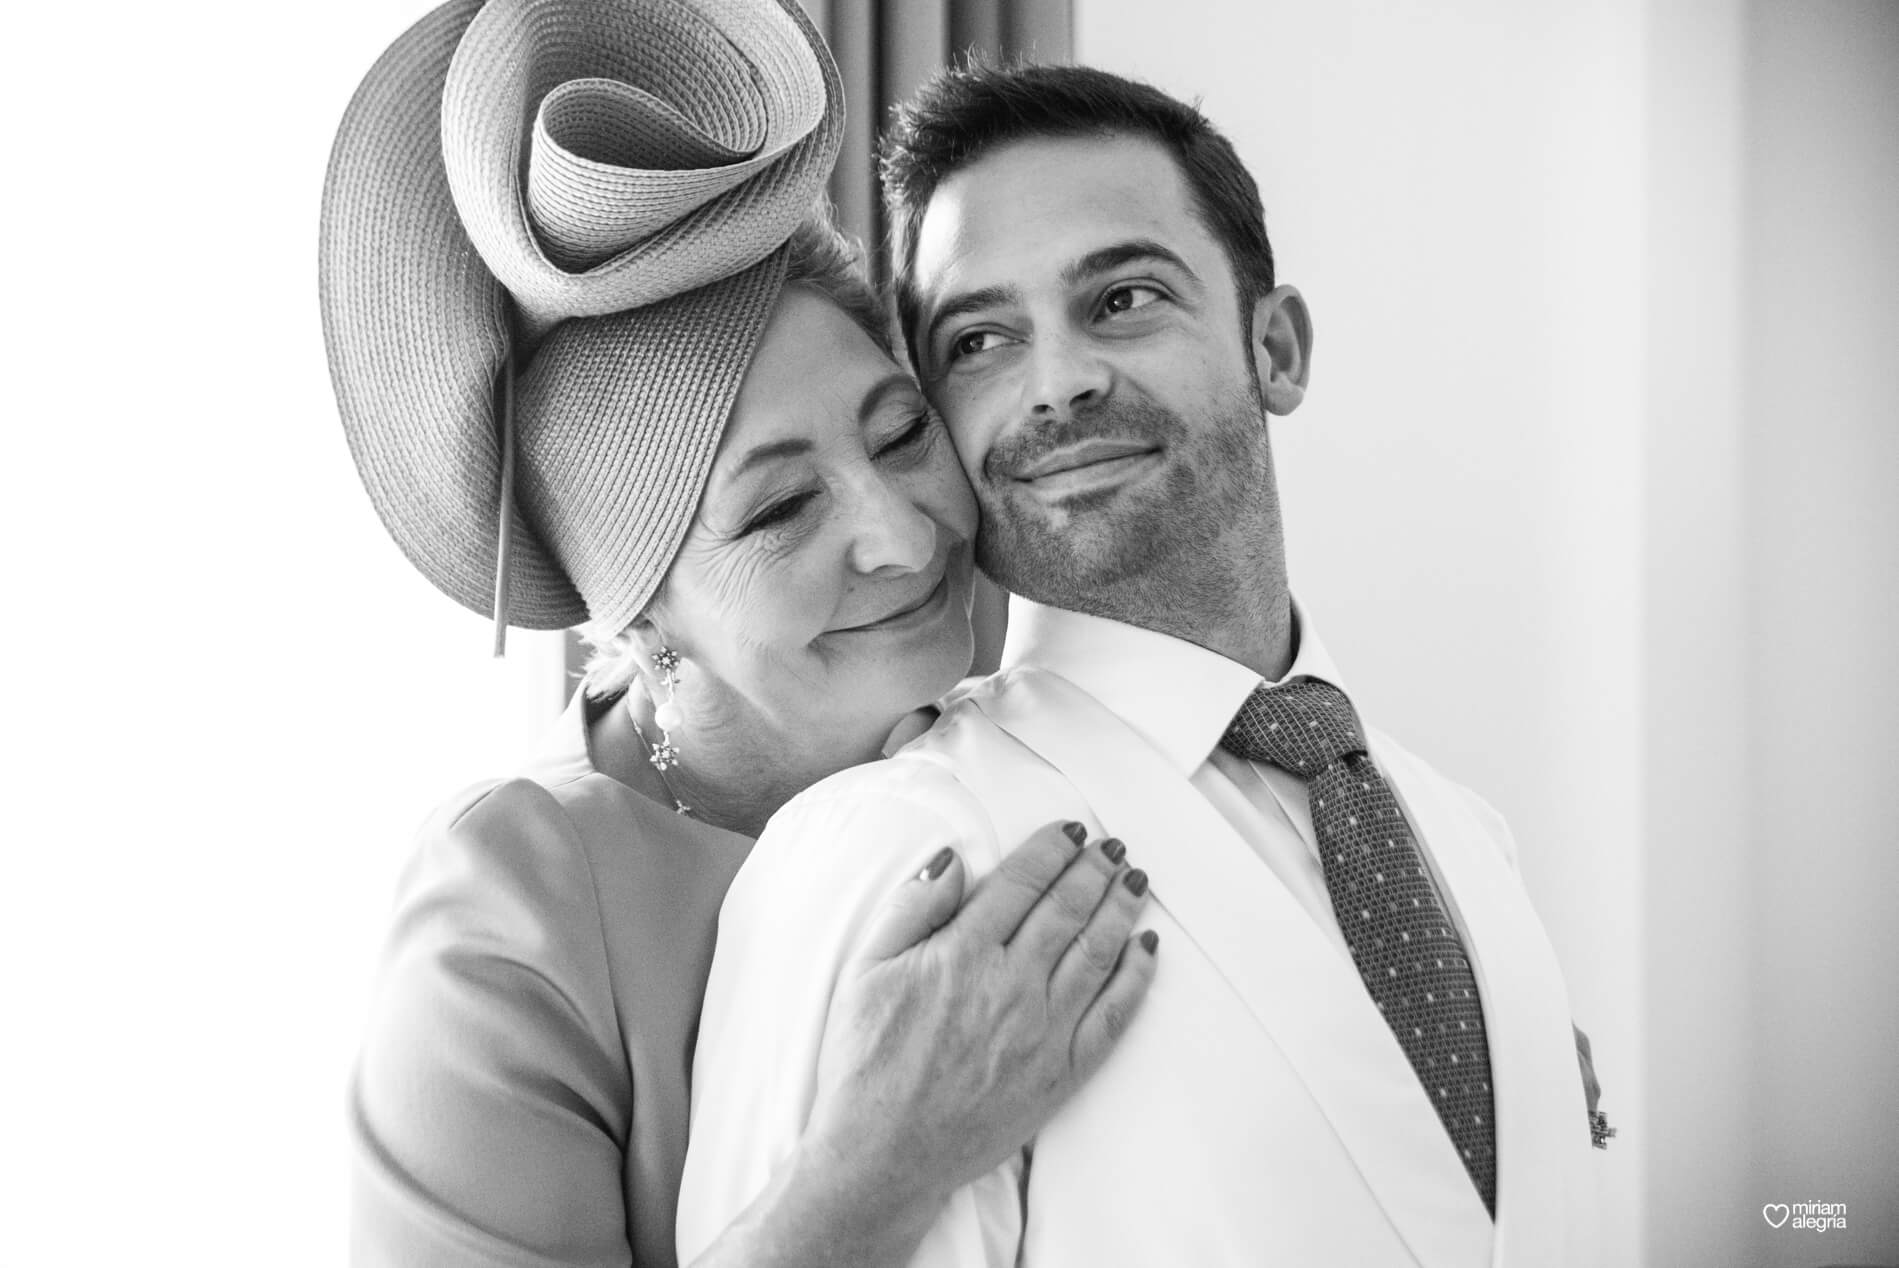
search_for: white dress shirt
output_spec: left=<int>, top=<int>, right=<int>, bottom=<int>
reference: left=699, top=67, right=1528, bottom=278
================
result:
left=680, top=599, right=1592, bottom=1268
left=1001, top=597, right=1479, bottom=967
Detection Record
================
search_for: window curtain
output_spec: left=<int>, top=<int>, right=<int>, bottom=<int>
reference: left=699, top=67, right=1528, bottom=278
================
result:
left=804, top=0, right=1073, bottom=673
left=801, top=0, right=1073, bottom=275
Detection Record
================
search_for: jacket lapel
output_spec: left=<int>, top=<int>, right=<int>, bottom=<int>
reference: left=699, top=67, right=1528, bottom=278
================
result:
left=973, top=668, right=1495, bottom=1268
left=1374, top=736, right=1594, bottom=1266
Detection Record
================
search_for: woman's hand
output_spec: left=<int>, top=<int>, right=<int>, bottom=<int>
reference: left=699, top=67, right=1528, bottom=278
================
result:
left=688, top=822, right=1155, bottom=1268
left=802, top=822, right=1158, bottom=1250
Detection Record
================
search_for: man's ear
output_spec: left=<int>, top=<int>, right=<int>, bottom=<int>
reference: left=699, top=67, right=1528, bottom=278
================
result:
left=1250, top=285, right=1313, bottom=416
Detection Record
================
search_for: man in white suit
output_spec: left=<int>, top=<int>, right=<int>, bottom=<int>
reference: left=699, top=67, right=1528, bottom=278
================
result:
left=679, top=63, right=1600, bottom=1267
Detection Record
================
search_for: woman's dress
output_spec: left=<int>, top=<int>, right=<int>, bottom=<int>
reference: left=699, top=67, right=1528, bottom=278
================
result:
left=350, top=693, right=752, bottom=1267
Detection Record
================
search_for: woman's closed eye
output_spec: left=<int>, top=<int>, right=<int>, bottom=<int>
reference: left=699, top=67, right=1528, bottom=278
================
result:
left=873, top=410, right=936, bottom=459
left=737, top=410, right=936, bottom=536
left=742, top=489, right=818, bottom=535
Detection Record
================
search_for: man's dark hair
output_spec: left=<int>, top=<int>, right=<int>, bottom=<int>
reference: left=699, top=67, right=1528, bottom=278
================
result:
left=879, top=61, right=1276, bottom=366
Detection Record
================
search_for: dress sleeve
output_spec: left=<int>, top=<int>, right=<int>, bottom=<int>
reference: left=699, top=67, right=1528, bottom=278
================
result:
left=674, top=763, right=1024, bottom=1268
left=350, top=780, right=635, bottom=1268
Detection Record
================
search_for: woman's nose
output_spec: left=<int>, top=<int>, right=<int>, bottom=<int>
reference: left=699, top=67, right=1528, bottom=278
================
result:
left=845, top=469, right=939, bottom=575
left=1023, top=325, right=1111, bottom=422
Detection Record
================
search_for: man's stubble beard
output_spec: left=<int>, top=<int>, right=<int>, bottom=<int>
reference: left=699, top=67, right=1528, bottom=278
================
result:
left=975, top=384, right=1282, bottom=632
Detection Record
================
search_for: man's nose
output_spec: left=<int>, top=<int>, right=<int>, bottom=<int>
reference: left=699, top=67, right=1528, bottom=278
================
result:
left=1023, top=326, right=1111, bottom=421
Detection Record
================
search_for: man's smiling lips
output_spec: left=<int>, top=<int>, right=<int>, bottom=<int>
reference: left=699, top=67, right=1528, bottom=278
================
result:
left=1006, top=439, right=1163, bottom=497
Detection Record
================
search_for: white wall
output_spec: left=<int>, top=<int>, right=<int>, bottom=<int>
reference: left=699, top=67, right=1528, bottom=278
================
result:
left=1641, top=1, right=1756, bottom=1262
left=1082, top=2, right=1899, bottom=1266
left=1078, top=2, right=1650, bottom=1262
left=2, top=2, right=568, bottom=1263
left=1740, top=2, right=1899, bottom=1261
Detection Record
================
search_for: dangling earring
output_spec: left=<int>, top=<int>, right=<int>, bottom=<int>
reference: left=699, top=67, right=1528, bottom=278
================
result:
left=646, top=647, right=685, bottom=771
left=627, top=646, right=692, bottom=817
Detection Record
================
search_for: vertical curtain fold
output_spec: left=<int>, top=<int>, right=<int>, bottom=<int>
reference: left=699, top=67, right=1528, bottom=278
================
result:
left=948, top=1, right=1004, bottom=63
left=823, top=0, right=882, bottom=246
left=810, top=0, right=1073, bottom=269
left=883, top=4, right=952, bottom=113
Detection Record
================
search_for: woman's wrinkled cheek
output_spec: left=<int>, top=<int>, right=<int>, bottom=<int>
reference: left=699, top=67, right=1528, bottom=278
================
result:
left=672, top=530, right=826, bottom=665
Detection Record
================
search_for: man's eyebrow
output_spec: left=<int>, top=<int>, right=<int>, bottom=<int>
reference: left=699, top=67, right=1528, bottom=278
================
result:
left=921, top=239, right=1202, bottom=351
left=922, top=282, right=1020, bottom=352
left=1061, top=239, right=1200, bottom=287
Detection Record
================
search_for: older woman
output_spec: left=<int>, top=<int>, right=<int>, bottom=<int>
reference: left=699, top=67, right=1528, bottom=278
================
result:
left=321, top=1, right=1157, bottom=1266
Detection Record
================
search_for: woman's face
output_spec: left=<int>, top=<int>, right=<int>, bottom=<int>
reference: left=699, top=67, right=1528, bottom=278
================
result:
left=647, top=284, right=978, bottom=774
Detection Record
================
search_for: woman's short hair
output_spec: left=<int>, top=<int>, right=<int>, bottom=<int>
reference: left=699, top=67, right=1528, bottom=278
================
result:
left=578, top=212, right=890, bottom=699
left=783, top=211, right=892, bottom=354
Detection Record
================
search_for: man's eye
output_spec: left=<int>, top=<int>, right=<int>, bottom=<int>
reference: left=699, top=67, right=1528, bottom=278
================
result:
left=1102, top=283, right=1163, bottom=315
left=743, top=491, right=815, bottom=535
left=949, top=329, right=1005, bottom=360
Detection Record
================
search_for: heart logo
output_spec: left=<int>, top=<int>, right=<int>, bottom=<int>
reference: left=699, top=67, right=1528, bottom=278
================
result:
left=1762, top=1203, right=1791, bottom=1228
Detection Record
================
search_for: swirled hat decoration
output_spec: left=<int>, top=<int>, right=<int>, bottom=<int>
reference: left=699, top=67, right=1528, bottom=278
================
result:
left=320, top=0, right=844, bottom=645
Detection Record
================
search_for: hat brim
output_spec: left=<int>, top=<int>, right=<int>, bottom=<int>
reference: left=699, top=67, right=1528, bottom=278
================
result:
left=319, top=0, right=844, bottom=631
left=321, top=0, right=584, bottom=628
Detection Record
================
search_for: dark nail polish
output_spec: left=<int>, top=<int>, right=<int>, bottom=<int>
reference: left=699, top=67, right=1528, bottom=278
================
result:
left=1139, top=929, right=1160, bottom=954
left=922, top=846, right=954, bottom=880
left=1061, top=821, right=1087, bottom=847
left=1101, top=838, right=1126, bottom=865
left=1122, top=868, right=1149, bottom=897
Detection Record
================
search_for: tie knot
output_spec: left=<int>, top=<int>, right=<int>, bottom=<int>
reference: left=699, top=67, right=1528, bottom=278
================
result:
left=1220, top=678, right=1366, bottom=774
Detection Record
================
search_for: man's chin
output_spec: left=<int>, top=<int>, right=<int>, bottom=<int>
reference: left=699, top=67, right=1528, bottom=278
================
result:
left=976, top=512, right=1178, bottom=605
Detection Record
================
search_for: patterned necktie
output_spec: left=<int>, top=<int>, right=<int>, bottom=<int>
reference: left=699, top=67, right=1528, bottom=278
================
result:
left=1221, top=678, right=1498, bottom=1217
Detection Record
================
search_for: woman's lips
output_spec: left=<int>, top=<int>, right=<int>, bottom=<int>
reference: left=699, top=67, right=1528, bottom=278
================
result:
left=832, top=568, right=951, bottom=633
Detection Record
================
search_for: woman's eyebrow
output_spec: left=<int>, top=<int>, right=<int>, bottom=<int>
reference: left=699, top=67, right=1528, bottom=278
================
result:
left=858, top=372, right=924, bottom=422
left=720, top=374, right=919, bottom=483
left=726, top=437, right=813, bottom=481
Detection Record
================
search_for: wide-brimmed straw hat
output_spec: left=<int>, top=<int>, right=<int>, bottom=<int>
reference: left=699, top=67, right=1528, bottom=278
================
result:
left=320, top=0, right=843, bottom=647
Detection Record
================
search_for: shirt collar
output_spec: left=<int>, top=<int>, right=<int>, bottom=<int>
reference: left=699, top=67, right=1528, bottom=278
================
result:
left=999, top=596, right=1350, bottom=776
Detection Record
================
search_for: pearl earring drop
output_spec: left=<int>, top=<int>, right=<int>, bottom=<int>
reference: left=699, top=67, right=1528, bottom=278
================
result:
left=647, top=647, right=684, bottom=772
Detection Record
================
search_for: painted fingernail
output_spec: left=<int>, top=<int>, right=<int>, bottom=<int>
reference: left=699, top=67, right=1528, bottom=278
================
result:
left=1061, top=821, right=1087, bottom=847
left=1139, top=929, right=1160, bottom=954
left=1122, top=868, right=1149, bottom=897
left=1101, top=838, right=1126, bottom=865
left=921, top=847, right=954, bottom=880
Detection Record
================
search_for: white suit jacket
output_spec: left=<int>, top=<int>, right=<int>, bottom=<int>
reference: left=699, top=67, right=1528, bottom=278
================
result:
left=678, top=608, right=1599, bottom=1268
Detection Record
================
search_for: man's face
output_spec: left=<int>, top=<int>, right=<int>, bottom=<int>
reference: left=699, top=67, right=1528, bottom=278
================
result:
left=908, top=132, right=1278, bottom=609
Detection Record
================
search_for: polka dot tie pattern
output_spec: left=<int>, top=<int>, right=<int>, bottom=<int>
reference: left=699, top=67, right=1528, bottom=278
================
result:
left=1220, top=678, right=1498, bottom=1217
